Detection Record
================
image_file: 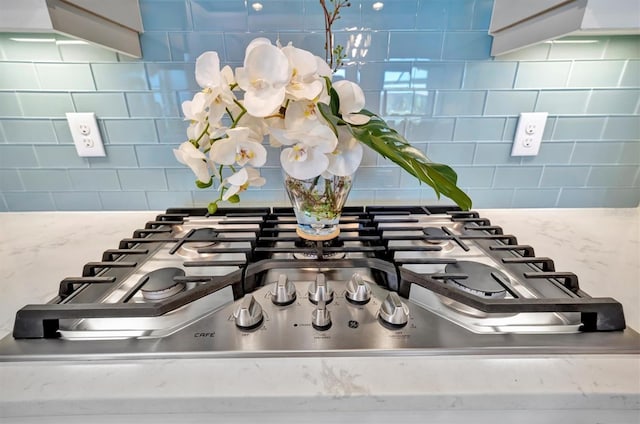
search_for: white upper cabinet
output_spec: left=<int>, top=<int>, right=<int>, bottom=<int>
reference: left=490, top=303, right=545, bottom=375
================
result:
left=489, top=0, right=640, bottom=56
left=0, top=0, right=144, bottom=58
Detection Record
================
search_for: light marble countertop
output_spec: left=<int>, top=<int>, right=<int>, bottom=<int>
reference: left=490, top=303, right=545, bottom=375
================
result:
left=0, top=208, right=638, bottom=422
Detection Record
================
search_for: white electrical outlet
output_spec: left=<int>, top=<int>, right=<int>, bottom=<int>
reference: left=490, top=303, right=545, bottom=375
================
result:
left=511, top=112, right=548, bottom=156
left=66, top=112, right=106, bottom=157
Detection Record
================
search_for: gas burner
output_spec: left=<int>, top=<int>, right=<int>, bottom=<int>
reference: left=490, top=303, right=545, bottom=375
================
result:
left=444, top=261, right=508, bottom=299
left=293, top=238, right=346, bottom=260
left=175, top=228, right=219, bottom=258
left=139, top=267, right=186, bottom=301
left=422, top=227, right=454, bottom=250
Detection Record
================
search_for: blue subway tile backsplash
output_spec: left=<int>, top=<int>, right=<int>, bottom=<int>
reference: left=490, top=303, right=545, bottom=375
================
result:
left=0, top=0, right=638, bottom=211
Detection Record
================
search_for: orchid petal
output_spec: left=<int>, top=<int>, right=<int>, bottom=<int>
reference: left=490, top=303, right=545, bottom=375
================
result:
left=280, top=145, right=329, bottom=180
left=195, top=52, right=221, bottom=89
left=333, top=80, right=366, bottom=115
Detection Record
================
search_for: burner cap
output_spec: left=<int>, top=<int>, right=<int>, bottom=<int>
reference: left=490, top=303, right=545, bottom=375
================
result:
left=422, top=226, right=453, bottom=247
left=293, top=238, right=346, bottom=259
left=178, top=228, right=219, bottom=256
left=140, top=267, right=186, bottom=301
left=444, top=261, right=508, bottom=298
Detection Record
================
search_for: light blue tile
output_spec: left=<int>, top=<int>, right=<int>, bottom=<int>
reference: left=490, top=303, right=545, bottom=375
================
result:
left=72, top=93, right=129, bottom=118
left=99, top=191, right=149, bottom=210
left=34, top=146, right=89, bottom=168
left=363, top=90, right=382, bottom=115
left=620, top=61, right=640, bottom=87
left=553, top=117, right=607, bottom=140
left=389, top=32, right=443, bottom=60
left=118, top=169, right=167, bottom=190
left=361, top=0, right=418, bottom=30
left=0, top=170, right=23, bottom=190
left=472, top=0, right=494, bottom=30
left=19, top=169, right=72, bottom=190
left=91, top=64, right=149, bottom=90
left=2, top=120, right=56, bottom=143
left=334, top=31, right=388, bottom=63
left=52, top=192, right=102, bottom=211
left=604, top=36, right=640, bottom=59
left=602, top=117, right=640, bottom=140
left=502, top=117, right=518, bottom=140
left=587, top=90, right=640, bottom=115
left=426, top=142, right=475, bottom=165
left=353, top=167, right=400, bottom=189
left=568, top=61, right=625, bottom=88
left=53, top=120, right=74, bottom=144
left=0, top=35, right=61, bottom=61
left=139, top=31, right=171, bottom=61
left=88, top=146, right=139, bottom=168
left=0, top=195, right=6, bottom=212
left=358, top=62, right=413, bottom=91
left=557, top=188, right=607, bottom=207
left=0, top=63, right=39, bottom=90
left=493, top=166, right=543, bottom=188
left=406, top=118, right=455, bottom=141
left=434, top=91, right=485, bottom=116
left=223, top=32, right=277, bottom=62
left=147, top=63, right=197, bottom=90
left=0, top=93, right=21, bottom=117
left=536, top=90, right=590, bottom=115
left=571, top=142, right=624, bottom=164
left=512, top=188, right=560, bottom=208
left=455, top=166, right=495, bottom=188
left=136, top=145, right=181, bottom=167
left=442, top=32, right=492, bottom=60
left=126, top=92, right=180, bottom=118
left=384, top=91, right=414, bottom=115
left=515, top=62, right=571, bottom=88
left=454, top=117, right=505, bottom=141
left=69, top=169, right=121, bottom=191
left=4, top=192, right=54, bottom=211
left=463, top=62, right=516, bottom=89
left=345, top=190, right=375, bottom=206
left=17, top=93, right=74, bottom=118
left=411, top=62, right=464, bottom=89
left=168, top=32, right=225, bottom=62
left=167, top=168, right=199, bottom=190
left=587, top=165, right=638, bottom=187
left=157, top=119, right=188, bottom=143
left=444, top=0, right=475, bottom=30
left=0, top=146, right=38, bottom=168
left=484, top=91, right=537, bottom=116
left=375, top=188, right=423, bottom=203
left=547, top=37, right=607, bottom=60
left=191, top=0, right=248, bottom=31
left=618, top=142, right=640, bottom=164
left=473, top=142, right=522, bottom=165
left=416, top=0, right=448, bottom=30
left=604, top=188, right=640, bottom=207
left=466, top=188, right=514, bottom=208
left=520, top=142, right=575, bottom=165
left=35, top=64, right=95, bottom=91
left=104, top=120, right=158, bottom=144
left=147, top=191, right=193, bottom=209
left=497, top=43, right=550, bottom=62
left=140, top=0, right=191, bottom=30
left=58, top=42, right=118, bottom=62
left=412, top=91, right=434, bottom=115
left=248, top=0, right=304, bottom=32
left=540, top=166, right=590, bottom=187
left=304, top=0, right=361, bottom=31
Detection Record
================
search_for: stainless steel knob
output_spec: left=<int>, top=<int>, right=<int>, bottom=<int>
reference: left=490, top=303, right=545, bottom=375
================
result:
left=312, top=300, right=332, bottom=331
left=345, top=273, right=372, bottom=304
left=233, top=295, right=263, bottom=329
left=271, top=274, right=296, bottom=306
left=308, top=273, right=333, bottom=304
left=379, top=292, right=409, bottom=327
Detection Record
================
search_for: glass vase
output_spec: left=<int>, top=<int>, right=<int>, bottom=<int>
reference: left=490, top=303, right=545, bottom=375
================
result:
left=283, top=173, right=353, bottom=240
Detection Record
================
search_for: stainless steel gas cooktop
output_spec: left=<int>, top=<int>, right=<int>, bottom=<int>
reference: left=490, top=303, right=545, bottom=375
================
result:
left=1, top=206, right=638, bottom=361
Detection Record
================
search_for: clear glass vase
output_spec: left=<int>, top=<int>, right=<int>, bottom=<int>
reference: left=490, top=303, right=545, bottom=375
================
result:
left=283, top=173, right=353, bottom=240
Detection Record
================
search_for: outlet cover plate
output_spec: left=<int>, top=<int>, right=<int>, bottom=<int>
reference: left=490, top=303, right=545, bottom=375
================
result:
left=511, top=112, right=548, bottom=156
left=66, top=112, right=106, bottom=157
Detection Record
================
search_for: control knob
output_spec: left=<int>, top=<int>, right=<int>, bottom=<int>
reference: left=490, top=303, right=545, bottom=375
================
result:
left=233, top=295, right=263, bottom=329
left=271, top=274, right=296, bottom=306
left=345, top=273, right=372, bottom=304
left=312, top=299, right=332, bottom=331
left=308, top=274, right=333, bottom=304
left=378, top=292, right=409, bottom=327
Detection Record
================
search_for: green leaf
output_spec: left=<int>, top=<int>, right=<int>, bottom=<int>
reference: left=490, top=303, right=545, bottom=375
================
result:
left=207, top=202, right=218, bottom=214
left=227, top=194, right=240, bottom=204
left=195, top=178, right=213, bottom=189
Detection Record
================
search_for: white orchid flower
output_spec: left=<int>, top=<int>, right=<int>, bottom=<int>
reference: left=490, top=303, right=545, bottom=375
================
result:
left=194, top=52, right=236, bottom=125
left=332, top=80, right=370, bottom=125
left=280, top=143, right=330, bottom=180
left=173, top=141, right=212, bottom=184
left=209, top=127, right=267, bottom=167
left=281, top=44, right=323, bottom=101
left=235, top=41, right=291, bottom=117
left=327, top=126, right=364, bottom=176
left=182, top=92, right=209, bottom=139
left=222, top=166, right=266, bottom=201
